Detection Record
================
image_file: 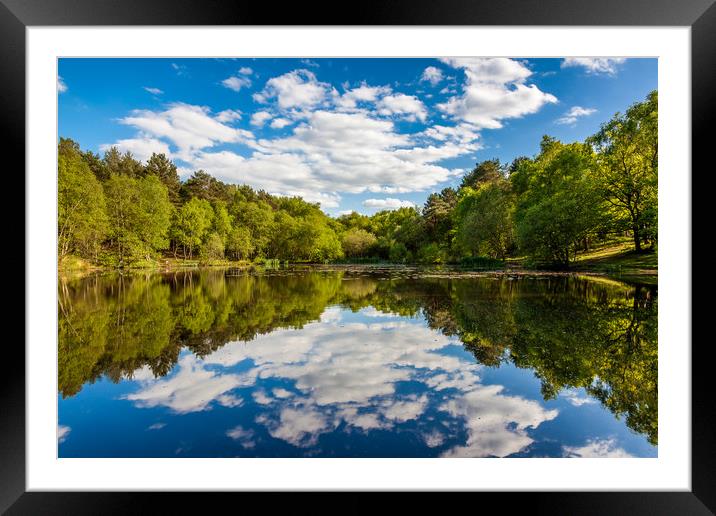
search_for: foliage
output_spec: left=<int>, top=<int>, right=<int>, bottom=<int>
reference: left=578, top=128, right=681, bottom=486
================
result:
left=454, top=181, right=515, bottom=259
left=172, top=197, right=214, bottom=259
left=225, top=226, right=253, bottom=261
left=588, top=91, right=658, bottom=251
left=58, top=139, right=108, bottom=261
left=342, top=228, right=378, bottom=258
left=512, top=139, right=606, bottom=266
left=103, top=174, right=172, bottom=263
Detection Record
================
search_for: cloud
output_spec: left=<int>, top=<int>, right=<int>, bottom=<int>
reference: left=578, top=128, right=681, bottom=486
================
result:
left=382, top=394, right=428, bottom=422
left=226, top=425, right=256, bottom=448
left=272, top=388, right=294, bottom=399
left=171, top=63, right=188, bottom=76
left=147, top=422, right=166, bottom=431
left=222, top=75, right=252, bottom=92
left=183, top=149, right=342, bottom=208
left=238, top=67, right=253, bottom=75
left=58, top=425, right=71, bottom=443
left=337, top=83, right=392, bottom=111
left=103, top=61, right=554, bottom=210
left=143, top=86, right=163, bottom=95
left=113, top=102, right=253, bottom=160
left=181, top=108, right=474, bottom=207
left=254, top=69, right=334, bottom=110
left=555, top=106, right=597, bottom=125
left=250, top=110, right=273, bottom=127
left=376, top=94, right=428, bottom=122
left=122, top=304, right=560, bottom=456
left=57, top=76, right=68, bottom=93
left=437, top=58, right=557, bottom=129
left=300, top=59, right=320, bottom=68
left=106, top=97, right=470, bottom=205
left=421, top=66, right=444, bottom=86
left=439, top=383, right=559, bottom=457
left=560, top=388, right=597, bottom=406
left=563, top=438, right=634, bottom=458
left=260, top=405, right=331, bottom=447
left=420, top=123, right=481, bottom=145
left=561, top=58, right=626, bottom=75
left=215, top=109, right=243, bottom=123
left=124, top=354, right=254, bottom=414
left=270, top=118, right=292, bottom=129
left=362, top=198, right=415, bottom=210
left=99, top=137, right=172, bottom=163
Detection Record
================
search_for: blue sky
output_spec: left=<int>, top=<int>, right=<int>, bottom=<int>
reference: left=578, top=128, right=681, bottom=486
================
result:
left=58, top=57, right=657, bottom=216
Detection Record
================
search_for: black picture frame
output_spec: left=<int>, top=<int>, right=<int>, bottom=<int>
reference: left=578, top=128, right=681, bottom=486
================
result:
left=3, top=0, right=711, bottom=513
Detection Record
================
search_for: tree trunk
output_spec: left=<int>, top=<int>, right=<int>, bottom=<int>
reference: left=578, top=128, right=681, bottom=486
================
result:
left=633, top=225, right=642, bottom=252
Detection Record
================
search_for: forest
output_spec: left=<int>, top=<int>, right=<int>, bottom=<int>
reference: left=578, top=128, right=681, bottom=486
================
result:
left=58, top=90, right=657, bottom=269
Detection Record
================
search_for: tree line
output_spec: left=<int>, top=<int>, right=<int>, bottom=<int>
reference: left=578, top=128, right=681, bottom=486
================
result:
left=58, top=90, right=657, bottom=268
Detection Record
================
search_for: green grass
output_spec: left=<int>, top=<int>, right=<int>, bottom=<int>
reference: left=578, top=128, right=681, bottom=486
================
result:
left=573, top=240, right=657, bottom=284
left=58, top=255, right=97, bottom=271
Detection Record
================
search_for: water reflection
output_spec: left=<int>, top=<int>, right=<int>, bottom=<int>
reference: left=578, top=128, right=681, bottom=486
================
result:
left=58, top=268, right=657, bottom=457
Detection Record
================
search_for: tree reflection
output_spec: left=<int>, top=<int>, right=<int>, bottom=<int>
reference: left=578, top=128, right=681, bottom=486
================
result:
left=58, top=269, right=657, bottom=444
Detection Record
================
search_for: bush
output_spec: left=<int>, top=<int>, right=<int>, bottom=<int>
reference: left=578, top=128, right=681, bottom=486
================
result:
left=201, top=233, right=225, bottom=260
left=459, top=256, right=505, bottom=270
left=388, top=242, right=409, bottom=263
left=417, top=243, right=444, bottom=264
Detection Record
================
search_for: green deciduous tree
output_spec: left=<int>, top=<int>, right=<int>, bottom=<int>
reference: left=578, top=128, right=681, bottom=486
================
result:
left=454, top=182, right=515, bottom=260
left=201, top=232, right=225, bottom=260
left=58, top=139, right=108, bottom=261
left=342, top=228, right=378, bottom=258
left=225, top=226, right=253, bottom=260
left=103, top=174, right=172, bottom=263
left=513, top=138, right=606, bottom=266
left=588, top=91, right=658, bottom=251
left=171, top=197, right=214, bottom=259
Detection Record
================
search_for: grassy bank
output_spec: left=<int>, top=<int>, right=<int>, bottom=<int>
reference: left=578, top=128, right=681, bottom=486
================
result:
left=59, top=254, right=254, bottom=274
left=59, top=239, right=657, bottom=285
left=571, top=241, right=657, bottom=285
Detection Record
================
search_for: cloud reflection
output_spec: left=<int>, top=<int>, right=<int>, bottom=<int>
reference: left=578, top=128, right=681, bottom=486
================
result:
left=563, top=438, right=634, bottom=458
left=126, top=306, right=559, bottom=456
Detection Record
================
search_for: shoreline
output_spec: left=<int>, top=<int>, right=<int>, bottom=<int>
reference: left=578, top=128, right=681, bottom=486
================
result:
left=58, top=260, right=657, bottom=286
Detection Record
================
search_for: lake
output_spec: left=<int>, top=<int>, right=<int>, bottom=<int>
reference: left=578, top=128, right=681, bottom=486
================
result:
left=57, top=267, right=657, bottom=458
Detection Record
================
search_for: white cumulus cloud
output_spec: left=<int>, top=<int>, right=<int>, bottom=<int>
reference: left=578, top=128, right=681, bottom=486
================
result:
left=561, top=58, right=626, bottom=75
left=222, top=74, right=252, bottom=92
left=376, top=93, right=428, bottom=122
left=555, top=106, right=597, bottom=125
left=362, top=198, right=415, bottom=210
left=250, top=110, right=273, bottom=127
left=215, top=109, right=242, bottom=123
left=337, top=83, right=392, bottom=111
left=437, top=57, right=557, bottom=129
left=111, top=102, right=254, bottom=160
left=421, top=66, right=444, bottom=86
left=254, top=69, right=334, bottom=110
left=99, top=137, right=172, bottom=163
left=58, top=425, right=71, bottom=443
left=270, top=118, right=292, bottom=129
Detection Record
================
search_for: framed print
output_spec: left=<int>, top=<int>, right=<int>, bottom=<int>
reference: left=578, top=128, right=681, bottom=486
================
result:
left=4, top=0, right=713, bottom=512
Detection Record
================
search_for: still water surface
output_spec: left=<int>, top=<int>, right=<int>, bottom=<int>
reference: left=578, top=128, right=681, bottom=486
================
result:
left=58, top=267, right=657, bottom=457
